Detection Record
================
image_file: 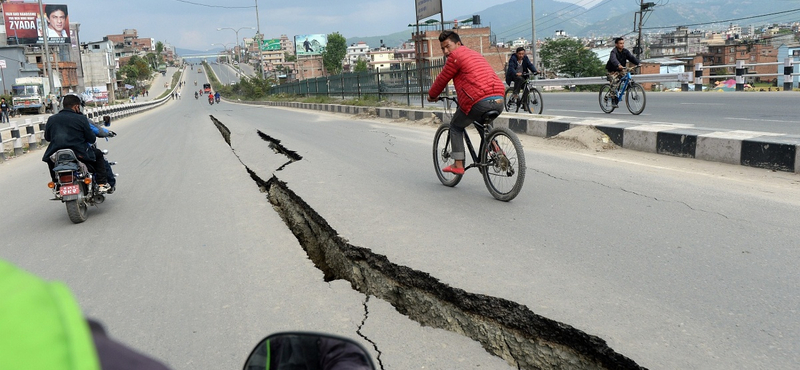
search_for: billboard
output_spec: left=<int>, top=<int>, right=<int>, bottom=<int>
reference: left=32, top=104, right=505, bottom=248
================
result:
left=3, top=3, right=71, bottom=45
left=260, top=38, right=281, bottom=51
left=415, top=0, right=442, bottom=21
left=83, top=86, right=109, bottom=104
left=294, top=34, right=327, bottom=56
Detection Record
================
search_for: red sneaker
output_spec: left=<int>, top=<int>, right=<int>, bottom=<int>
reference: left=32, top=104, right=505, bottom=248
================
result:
left=442, top=165, right=465, bottom=175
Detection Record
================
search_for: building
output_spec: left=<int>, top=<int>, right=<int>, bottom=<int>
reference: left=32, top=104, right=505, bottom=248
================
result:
left=412, top=27, right=512, bottom=75
left=777, top=44, right=800, bottom=88
left=702, top=40, right=778, bottom=83
left=345, top=41, right=369, bottom=70
left=0, top=45, right=40, bottom=94
left=81, top=40, right=117, bottom=103
left=649, top=27, right=706, bottom=58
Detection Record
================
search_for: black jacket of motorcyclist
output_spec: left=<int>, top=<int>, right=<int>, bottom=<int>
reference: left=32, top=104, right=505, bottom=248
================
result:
left=42, top=94, right=109, bottom=185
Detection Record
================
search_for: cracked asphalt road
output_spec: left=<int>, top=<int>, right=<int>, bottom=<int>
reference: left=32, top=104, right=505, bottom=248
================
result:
left=1, top=97, right=799, bottom=369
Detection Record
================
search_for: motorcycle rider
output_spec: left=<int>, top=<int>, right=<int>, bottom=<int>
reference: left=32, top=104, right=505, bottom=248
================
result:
left=208, top=92, right=214, bottom=104
left=214, top=91, right=220, bottom=103
left=194, top=91, right=199, bottom=99
left=89, top=116, right=117, bottom=194
left=42, top=94, right=111, bottom=193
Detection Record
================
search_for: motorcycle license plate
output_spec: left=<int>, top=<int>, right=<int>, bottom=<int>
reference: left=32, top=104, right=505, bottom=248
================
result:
left=60, top=184, right=80, bottom=196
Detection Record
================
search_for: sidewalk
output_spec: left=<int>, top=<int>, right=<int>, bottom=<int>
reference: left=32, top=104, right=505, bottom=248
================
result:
left=141, top=67, right=178, bottom=101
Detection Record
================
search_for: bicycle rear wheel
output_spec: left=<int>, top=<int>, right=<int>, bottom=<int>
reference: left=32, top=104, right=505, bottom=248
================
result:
left=625, top=82, right=646, bottom=115
left=526, top=88, right=543, bottom=114
left=598, top=84, right=615, bottom=113
left=432, top=123, right=463, bottom=187
left=481, top=127, right=526, bottom=201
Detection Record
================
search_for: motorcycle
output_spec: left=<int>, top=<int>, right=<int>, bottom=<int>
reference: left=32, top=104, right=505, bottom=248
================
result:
left=208, top=96, right=214, bottom=105
left=215, top=96, right=220, bottom=103
left=195, top=92, right=199, bottom=100
left=48, top=116, right=117, bottom=224
left=243, top=332, right=376, bottom=370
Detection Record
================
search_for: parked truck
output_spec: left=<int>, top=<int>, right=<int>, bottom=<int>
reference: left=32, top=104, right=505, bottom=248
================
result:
left=11, top=76, right=61, bottom=115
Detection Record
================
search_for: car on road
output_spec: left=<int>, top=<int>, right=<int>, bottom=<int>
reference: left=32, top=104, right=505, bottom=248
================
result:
left=203, top=83, right=211, bottom=94
left=198, top=69, right=203, bottom=73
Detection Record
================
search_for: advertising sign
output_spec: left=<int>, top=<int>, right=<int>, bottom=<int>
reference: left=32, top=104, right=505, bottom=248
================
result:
left=83, top=86, right=109, bottom=103
left=294, top=34, right=327, bottom=56
left=260, top=38, right=281, bottom=51
left=3, top=3, right=71, bottom=45
left=415, top=0, right=442, bottom=21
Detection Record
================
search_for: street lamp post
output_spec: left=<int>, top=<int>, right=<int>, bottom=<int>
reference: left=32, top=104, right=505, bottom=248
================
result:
left=217, top=26, right=255, bottom=64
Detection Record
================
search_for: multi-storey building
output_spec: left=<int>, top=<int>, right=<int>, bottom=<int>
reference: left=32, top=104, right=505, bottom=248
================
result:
left=702, top=40, right=778, bottom=82
left=412, top=27, right=511, bottom=74
left=649, top=27, right=706, bottom=58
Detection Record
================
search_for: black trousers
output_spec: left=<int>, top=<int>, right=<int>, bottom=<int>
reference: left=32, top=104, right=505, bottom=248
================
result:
left=47, top=149, right=108, bottom=184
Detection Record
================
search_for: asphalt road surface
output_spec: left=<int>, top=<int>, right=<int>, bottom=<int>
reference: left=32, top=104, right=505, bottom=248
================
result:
left=1, top=97, right=798, bottom=369
left=511, top=91, right=800, bottom=135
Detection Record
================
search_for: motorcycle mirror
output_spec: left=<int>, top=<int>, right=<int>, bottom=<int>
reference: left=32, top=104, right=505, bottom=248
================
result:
left=243, top=332, right=375, bottom=370
left=103, top=115, right=111, bottom=127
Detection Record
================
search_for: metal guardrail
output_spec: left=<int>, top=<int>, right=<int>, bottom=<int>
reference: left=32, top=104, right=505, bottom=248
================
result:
left=529, top=58, right=800, bottom=92
left=1, top=68, right=185, bottom=161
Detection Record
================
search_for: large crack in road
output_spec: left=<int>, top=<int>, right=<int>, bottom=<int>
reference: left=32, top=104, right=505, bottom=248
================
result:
left=209, top=115, right=647, bottom=370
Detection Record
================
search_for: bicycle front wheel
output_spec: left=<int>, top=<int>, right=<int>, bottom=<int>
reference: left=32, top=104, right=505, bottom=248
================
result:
left=481, top=127, right=526, bottom=201
left=503, top=87, right=514, bottom=112
left=598, top=84, right=615, bottom=114
left=625, top=82, right=646, bottom=115
left=433, top=123, right=463, bottom=187
left=526, top=88, right=543, bottom=114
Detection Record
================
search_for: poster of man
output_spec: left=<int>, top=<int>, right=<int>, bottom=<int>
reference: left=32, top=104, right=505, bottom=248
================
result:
left=294, top=34, right=327, bottom=56
left=2, top=3, right=70, bottom=44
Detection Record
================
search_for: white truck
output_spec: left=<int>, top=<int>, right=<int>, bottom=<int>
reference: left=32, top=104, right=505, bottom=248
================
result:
left=11, top=76, right=61, bottom=114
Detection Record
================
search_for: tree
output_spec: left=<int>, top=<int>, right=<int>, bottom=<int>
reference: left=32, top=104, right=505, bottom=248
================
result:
left=539, top=38, right=604, bottom=79
left=285, top=52, right=296, bottom=62
left=120, top=64, right=140, bottom=86
left=322, top=32, right=347, bottom=75
left=354, top=59, right=369, bottom=73
left=126, top=55, right=151, bottom=79
left=155, top=41, right=164, bottom=55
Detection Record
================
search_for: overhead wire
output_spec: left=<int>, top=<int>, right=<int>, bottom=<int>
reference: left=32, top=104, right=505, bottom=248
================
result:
left=494, top=0, right=608, bottom=40
left=173, top=0, right=254, bottom=9
left=642, top=7, right=800, bottom=30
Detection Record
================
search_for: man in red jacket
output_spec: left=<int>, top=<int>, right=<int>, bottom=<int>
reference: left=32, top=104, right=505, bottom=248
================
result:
left=428, top=30, right=506, bottom=175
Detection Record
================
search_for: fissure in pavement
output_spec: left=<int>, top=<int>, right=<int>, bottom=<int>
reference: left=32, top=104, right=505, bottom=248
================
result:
left=210, top=116, right=646, bottom=370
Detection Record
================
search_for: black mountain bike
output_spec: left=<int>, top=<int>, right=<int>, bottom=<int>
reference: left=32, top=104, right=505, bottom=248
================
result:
left=504, top=72, right=543, bottom=114
left=599, top=66, right=646, bottom=115
left=432, top=96, right=526, bottom=201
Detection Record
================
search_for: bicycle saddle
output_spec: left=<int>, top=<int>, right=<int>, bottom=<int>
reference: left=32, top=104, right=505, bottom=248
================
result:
left=481, top=110, right=500, bottom=123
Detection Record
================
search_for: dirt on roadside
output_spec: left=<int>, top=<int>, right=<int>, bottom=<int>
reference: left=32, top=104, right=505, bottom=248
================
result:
left=547, top=125, right=618, bottom=152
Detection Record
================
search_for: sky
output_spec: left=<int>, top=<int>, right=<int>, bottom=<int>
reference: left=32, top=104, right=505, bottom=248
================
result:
left=62, top=0, right=592, bottom=51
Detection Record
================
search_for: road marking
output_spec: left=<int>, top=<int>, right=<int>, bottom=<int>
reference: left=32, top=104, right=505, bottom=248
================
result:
left=680, top=103, right=725, bottom=106
left=549, top=109, right=652, bottom=116
left=723, top=117, right=799, bottom=123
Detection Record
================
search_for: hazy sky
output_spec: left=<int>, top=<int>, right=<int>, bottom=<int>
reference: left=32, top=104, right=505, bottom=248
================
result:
left=65, top=0, right=583, bottom=50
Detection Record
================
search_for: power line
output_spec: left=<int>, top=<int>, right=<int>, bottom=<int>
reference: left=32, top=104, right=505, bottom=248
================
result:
left=642, top=7, right=800, bottom=30
left=173, top=0, right=254, bottom=9
left=494, top=0, right=603, bottom=39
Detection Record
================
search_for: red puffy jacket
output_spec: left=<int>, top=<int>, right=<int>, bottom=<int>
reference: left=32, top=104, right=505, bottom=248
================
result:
left=428, top=46, right=505, bottom=114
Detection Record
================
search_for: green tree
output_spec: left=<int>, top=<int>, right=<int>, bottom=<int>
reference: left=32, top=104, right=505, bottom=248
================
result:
left=285, top=52, right=296, bottom=62
left=127, top=55, right=152, bottom=79
left=539, top=38, right=604, bottom=78
left=322, top=32, right=347, bottom=75
left=120, top=64, right=140, bottom=86
left=354, top=59, right=369, bottom=73
left=155, top=41, right=164, bottom=55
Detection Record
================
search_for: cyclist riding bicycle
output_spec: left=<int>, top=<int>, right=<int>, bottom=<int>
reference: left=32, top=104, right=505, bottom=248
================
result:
left=606, top=37, right=640, bottom=108
left=505, top=47, right=538, bottom=104
left=427, top=30, right=506, bottom=175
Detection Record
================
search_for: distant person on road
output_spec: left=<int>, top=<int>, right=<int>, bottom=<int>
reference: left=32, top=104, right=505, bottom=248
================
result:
left=426, top=30, right=505, bottom=175
left=0, top=98, right=9, bottom=123
left=606, top=37, right=640, bottom=107
left=43, top=4, right=69, bottom=38
left=505, top=47, right=538, bottom=104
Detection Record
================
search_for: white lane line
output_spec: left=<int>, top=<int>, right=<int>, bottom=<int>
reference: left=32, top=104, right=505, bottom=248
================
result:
left=723, top=117, right=800, bottom=124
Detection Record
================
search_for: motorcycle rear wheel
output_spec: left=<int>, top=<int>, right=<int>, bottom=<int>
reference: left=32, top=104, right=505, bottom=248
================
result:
left=66, top=199, right=88, bottom=224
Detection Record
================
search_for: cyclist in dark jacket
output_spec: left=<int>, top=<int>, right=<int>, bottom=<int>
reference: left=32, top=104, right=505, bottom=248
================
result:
left=606, top=37, right=640, bottom=107
left=505, top=47, right=537, bottom=103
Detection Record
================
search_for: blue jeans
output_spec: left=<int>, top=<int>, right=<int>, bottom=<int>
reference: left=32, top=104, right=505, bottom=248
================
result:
left=1, top=111, right=8, bottom=123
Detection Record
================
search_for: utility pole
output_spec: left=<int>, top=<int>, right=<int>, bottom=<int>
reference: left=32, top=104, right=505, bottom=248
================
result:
left=38, top=0, right=57, bottom=102
left=254, top=0, right=264, bottom=79
left=531, top=0, right=536, bottom=71
left=635, top=1, right=656, bottom=60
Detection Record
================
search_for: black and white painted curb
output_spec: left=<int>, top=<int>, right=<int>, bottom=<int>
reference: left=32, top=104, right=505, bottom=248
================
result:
left=239, top=100, right=800, bottom=174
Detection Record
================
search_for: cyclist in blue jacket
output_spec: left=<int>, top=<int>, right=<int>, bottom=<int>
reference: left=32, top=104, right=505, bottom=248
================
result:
left=505, top=47, right=537, bottom=104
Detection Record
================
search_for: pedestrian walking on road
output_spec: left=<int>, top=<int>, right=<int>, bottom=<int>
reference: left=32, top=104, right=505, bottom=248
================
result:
left=0, top=98, right=9, bottom=123
left=177, top=91, right=181, bottom=100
